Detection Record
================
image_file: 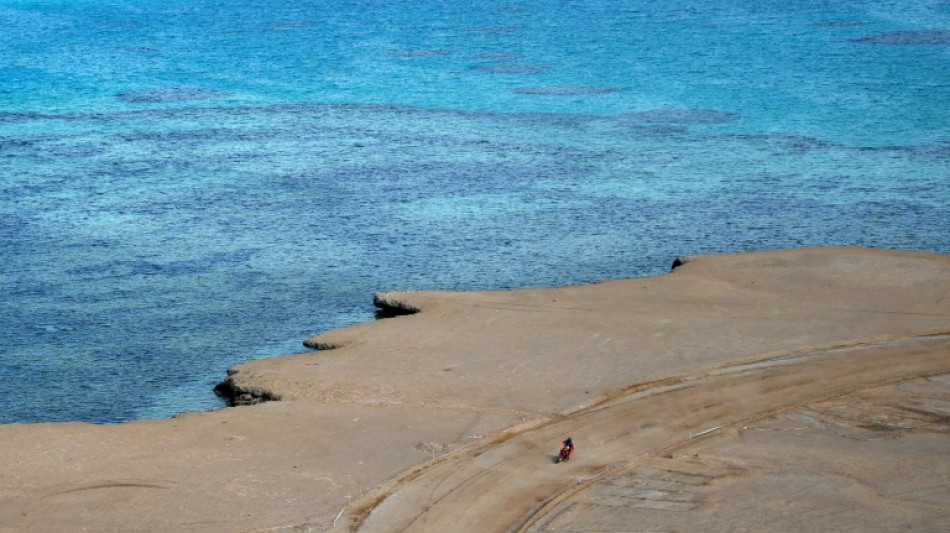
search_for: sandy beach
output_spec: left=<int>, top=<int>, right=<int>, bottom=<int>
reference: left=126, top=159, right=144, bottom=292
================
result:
left=1, top=246, right=948, bottom=532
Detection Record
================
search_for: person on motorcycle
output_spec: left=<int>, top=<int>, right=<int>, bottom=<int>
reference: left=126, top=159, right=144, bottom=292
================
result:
left=560, top=437, right=574, bottom=460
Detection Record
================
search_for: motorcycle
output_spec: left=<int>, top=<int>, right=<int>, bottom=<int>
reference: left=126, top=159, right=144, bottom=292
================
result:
left=554, top=443, right=573, bottom=463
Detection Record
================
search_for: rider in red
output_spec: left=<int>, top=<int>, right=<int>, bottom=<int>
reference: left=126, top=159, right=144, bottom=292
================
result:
left=560, top=437, right=574, bottom=461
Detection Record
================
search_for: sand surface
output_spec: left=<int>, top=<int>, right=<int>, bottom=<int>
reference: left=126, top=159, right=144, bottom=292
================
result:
left=1, top=247, right=948, bottom=532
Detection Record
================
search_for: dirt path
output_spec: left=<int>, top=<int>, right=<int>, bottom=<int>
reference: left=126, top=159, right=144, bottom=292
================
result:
left=351, top=333, right=950, bottom=533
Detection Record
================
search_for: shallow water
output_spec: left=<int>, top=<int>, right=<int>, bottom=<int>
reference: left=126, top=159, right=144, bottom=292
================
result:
left=1, top=0, right=948, bottom=423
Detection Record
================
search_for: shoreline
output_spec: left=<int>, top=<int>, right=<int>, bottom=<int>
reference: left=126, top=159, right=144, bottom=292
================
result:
left=1, top=246, right=948, bottom=532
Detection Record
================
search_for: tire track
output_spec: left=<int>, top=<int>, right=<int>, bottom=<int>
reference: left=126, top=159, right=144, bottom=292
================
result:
left=353, top=334, right=950, bottom=533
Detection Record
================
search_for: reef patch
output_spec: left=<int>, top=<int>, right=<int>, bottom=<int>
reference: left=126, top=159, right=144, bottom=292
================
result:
left=853, top=30, right=950, bottom=45
left=471, top=64, right=546, bottom=74
left=388, top=49, right=452, bottom=58
left=620, top=108, right=740, bottom=124
left=117, top=88, right=230, bottom=103
left=512, top=86, right=624, bottom=96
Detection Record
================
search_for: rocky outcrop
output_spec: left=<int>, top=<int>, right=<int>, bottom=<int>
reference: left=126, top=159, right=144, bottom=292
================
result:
left=302, top=338, right=344, bottom=350
left=213, top=370, right=281, bottom=406
left=372, top=292, right=421, bottom=317
left=670, top=255, right=695, bottom=270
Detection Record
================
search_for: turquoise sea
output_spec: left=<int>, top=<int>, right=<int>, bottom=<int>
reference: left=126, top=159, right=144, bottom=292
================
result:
left=1, top=0, right=948, bottom=423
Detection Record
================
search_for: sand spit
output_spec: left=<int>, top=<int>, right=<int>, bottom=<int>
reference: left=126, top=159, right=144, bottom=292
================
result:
left=1, top=247, right=948, bottom=533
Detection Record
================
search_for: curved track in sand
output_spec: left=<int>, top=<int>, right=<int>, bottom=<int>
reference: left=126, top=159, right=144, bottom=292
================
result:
left=351, top=333, right=950, bottom=533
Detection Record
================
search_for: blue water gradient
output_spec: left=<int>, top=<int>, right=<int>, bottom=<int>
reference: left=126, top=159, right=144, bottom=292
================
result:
left=1, top=0, right=948, bottom=423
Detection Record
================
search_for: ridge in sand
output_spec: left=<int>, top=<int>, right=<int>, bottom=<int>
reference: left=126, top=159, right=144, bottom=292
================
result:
left=1, top=246, right=948, bottom=533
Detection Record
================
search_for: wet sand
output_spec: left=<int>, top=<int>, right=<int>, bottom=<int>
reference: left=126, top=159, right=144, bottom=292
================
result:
left=1, top=247, right=948, bottom=532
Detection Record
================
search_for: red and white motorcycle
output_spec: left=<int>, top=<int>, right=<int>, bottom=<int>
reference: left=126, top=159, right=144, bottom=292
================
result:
left=554, top=438, right=574, bottom=463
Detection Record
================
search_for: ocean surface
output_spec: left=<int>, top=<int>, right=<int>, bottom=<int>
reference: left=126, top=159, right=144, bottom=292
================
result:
left=1, top=0, right=948, bottom=424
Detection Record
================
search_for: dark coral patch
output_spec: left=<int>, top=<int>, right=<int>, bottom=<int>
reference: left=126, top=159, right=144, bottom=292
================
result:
left=117, top=88, right=229, bottom=103
left=512, top=86, right=624, bottom=96
left=471, top=64, right=545, bottom=74
left=853, top=30, right=950, bottom=45
left=621, top=109, right=739, bottom=124
left=271, top=21, right=319, bottom=28
left=472, top=52, right=515, bottom=61
left=814, top=21, right=869, bottom=28
left=470, top=26, right=519, bottom=33
left=388, top=49, right=453, bottom=58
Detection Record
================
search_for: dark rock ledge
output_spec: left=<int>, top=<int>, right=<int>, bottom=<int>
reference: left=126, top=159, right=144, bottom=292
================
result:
left=213, top=369, right=281, bottom=407
left=215, top=292, right=423, bottom=406
left=373, top=292, right=422, bottom=317
left=670, top=255, right=695, bottom=270
left=302, top=339, right=344, bottom=350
